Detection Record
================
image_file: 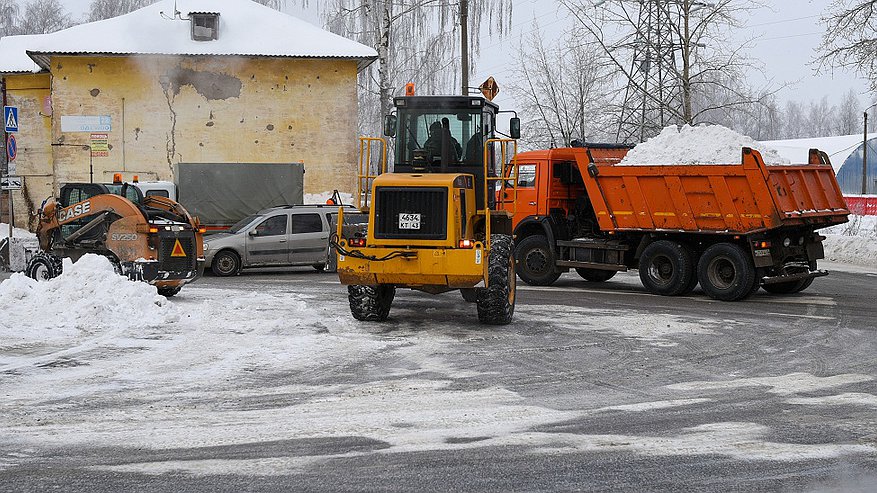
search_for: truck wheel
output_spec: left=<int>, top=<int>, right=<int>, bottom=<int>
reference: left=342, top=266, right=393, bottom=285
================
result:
left=212, top=250, right=241, bottom=277
left=638, top=240, right=694, bottom=296
left=477, top=234, right=516, bottom=325
left=157, top=286, right=182, bottom=297
left=25, top=253, right=63, bottom=281
left=575, top=268, right=616, bottom=282
left=697, top=243, right=757, bottom=301
left=348, top=284, right=395, bottom=321
left=515, top=235, right=561, bottom=286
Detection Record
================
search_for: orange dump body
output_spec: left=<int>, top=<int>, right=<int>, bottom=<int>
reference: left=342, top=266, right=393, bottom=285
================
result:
left=579, top=148, right=849, bottom=234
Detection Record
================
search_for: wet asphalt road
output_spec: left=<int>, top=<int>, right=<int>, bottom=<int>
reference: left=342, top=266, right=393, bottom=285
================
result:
left=1, top=263, right=876, bottom=492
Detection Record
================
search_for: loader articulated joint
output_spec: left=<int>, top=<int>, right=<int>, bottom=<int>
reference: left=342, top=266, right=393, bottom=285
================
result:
left=330, top=233, right=415, bottom=262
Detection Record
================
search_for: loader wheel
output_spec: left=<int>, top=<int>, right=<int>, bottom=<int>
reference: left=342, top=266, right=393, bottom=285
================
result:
left=515, top=234, right=561, bottom=286
left=212, top=250, right=241, bottom=277
left=575, top=268, right=616, bottom=282
left=638, top=240, right=695, bottom=296
left=477, top=234, right=515, bottom=325
left=157, top=286, right=182, bottom=297
left=25, top=252, right=63, bottom=281
left=348, top=284, right=395, bottom=321
left=697, top=243, right=756, bottom=301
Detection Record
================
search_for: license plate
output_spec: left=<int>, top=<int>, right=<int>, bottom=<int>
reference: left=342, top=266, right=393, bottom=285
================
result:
left=398, top=213, right=421, bottom=230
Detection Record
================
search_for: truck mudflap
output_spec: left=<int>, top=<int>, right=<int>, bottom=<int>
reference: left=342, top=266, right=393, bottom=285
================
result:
left=761, top=262, right=829, bottom=285
left=123, top=258, right=206, bottom=284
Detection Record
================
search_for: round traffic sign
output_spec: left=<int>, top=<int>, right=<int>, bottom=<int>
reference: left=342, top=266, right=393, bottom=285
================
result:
left=6, top=134, right=16, bottom=161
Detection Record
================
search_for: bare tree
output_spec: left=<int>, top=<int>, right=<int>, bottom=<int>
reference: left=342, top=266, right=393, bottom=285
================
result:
left=835, top=88, right=862, bottom=135
left=561, top=0, right=772, bottom=141
left=509, top=23, right=616, bottom=147
left=0, top=0, right=19, bottom=36
left=15, top=0, right=71, bottom=34
left=322, top=0, right=513, bottom=135
left=88, top=0, right=157, bottom=21
left=817, top=1, right=877, bottom=92
left=253, top=0, right=289, bottom=9
left=782, top=100, right=807, bottom=139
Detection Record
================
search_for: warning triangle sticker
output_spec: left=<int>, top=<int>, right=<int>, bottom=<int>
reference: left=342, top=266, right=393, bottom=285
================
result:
left=5, top=111, right=16, bottom=130
left=170, top=239, right=187, bottom=257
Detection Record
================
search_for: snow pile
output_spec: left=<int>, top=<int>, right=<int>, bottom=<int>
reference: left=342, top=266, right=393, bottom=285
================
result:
left=821, top=214, right=877, bottom=268
left=0, top=254, right=174, bottom=342
left=620, top=124, right=790, bottom=165
left=0, top=223, right=36, bottom=240
left=303, top=191, right=355, bottom=206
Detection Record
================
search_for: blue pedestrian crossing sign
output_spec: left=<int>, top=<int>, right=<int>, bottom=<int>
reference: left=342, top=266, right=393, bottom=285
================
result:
left=4, top=106, right=18, bottom=133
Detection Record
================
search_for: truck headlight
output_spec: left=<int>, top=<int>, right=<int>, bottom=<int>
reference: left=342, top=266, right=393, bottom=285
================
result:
left=783, top=237, right=791, bottom=247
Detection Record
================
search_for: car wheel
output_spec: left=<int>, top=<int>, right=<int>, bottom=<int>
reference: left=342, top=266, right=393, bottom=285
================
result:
left=212, top=250, right=241, bottom=277
left=313, top=263, right=326, bottom=272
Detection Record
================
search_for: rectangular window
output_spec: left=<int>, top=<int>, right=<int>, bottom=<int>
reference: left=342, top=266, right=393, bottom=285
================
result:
left=516, top=164, right=537, bottom=188
left=292, top=213, right=323, bottom=234
left=191, top=13, right=218, bottom=41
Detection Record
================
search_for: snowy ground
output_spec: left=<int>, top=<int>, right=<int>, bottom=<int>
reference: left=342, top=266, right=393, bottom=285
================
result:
left=1, top=256, right=877, bottom=489
left=822, top=214, right=877, bottom=268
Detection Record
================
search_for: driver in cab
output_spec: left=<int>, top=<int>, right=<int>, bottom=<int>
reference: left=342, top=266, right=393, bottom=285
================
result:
left=423, top=119, right=462, bottom=163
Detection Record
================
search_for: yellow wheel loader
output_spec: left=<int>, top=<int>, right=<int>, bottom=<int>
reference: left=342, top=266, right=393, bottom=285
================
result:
left=26, top=175, right=205, bottom=297
left=334, top=94, right=521, bottom=324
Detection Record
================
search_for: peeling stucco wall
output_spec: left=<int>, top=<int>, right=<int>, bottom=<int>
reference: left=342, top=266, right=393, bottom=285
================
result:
left=48, top=55, right=359, bottom=199
left=2, top=73, right=53, bottom=228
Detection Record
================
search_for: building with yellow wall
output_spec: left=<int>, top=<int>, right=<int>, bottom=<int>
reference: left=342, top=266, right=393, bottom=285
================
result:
left=0, top=0, right=376, bottom=229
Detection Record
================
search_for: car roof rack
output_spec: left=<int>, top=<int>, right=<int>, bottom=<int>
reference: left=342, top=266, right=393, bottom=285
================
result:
left=269, top=204, right=355, bottom=209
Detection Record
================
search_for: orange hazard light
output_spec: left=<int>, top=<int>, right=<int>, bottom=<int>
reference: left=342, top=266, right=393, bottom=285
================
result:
left=170, top=239, right=187, bottom=257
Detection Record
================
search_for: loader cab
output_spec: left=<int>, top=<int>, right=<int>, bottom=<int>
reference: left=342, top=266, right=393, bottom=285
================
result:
left=387, top=96, right=505, bottom=209
left=60, top=182, right=143, bottom=208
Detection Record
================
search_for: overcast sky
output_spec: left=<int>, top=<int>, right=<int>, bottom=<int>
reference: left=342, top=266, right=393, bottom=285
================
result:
left=57, top=0, right=870, bottom=108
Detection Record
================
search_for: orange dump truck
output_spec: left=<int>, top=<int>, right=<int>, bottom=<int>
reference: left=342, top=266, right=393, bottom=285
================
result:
left=501, top=145, right=849, bottom=301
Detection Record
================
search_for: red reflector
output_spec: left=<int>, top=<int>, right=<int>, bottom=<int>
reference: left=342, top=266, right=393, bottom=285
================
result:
left=349, top=238, right=366, bottom=247
left=458, top=239, right=474, bottom=249
left=755, top=241, right=771, bottom=248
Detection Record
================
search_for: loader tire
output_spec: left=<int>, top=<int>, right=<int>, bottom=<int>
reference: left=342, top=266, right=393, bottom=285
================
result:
left=515, top=234, right=561, bottom=286
left=477, top=234, right=515, bottom=325
left=25, top=252, right=63, bottom=281
left=348, top=284, right=395, bottom=322
left=575, top=268, right=616, bottom=282
left=639, top=240, right=695, bottom=296
left=697, top=243, right=756, bottom=301
left=157, top=286, right=182, bottom=297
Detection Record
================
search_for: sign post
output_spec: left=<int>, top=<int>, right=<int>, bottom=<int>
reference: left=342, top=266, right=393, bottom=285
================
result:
left=3, top=105, right=16, bottom=239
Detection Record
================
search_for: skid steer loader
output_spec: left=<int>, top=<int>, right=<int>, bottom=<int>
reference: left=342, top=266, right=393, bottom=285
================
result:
left=26, top=174, right=205, bottom=297
left=333, top=92, right=521, bottom=324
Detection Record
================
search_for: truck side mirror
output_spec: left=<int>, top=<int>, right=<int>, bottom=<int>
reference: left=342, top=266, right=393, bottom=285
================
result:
left=383, top=114, right=397, bottom=137
left=509, top=117, right=521, bottom=139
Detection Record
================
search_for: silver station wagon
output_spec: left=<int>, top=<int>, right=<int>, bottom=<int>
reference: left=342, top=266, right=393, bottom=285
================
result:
left=204, top=204, right=358, bottom=276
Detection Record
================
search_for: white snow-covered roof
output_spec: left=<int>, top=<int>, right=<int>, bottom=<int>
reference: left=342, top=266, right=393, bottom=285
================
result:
left=764, top=134, right=869, bottom=173
left=0, top=0, right=377, bottom=74
left=0, top=34, right=45, bottom=74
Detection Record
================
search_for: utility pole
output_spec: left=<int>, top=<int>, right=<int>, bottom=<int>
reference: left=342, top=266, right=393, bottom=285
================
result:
left=2, top=78, right=11, bottom=240
left=460, top=0, right=469, bottom=96
left=864, top=110, right=870, bottom=195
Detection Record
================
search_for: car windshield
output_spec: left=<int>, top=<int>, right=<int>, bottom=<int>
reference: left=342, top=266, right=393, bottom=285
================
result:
left=227, top=214, right=260, bottom=234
